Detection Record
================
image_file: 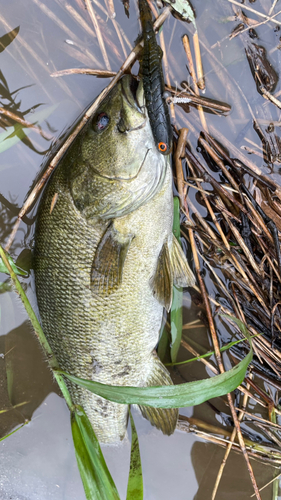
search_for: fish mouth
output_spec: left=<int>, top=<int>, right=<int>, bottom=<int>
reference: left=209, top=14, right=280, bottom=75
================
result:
left=121, top=75, right=145, bottom=111
left=89, top=147, right=150, bottom=181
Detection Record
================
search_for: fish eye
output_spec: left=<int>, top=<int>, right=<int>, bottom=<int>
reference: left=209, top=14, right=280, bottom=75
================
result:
left=158, top=142, right=168, bottom=153
left=95, top=112, right=109, bottom=131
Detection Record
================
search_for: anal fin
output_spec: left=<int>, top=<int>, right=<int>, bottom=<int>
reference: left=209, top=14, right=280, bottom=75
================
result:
left=138, top=354, right=178, bottom=435
left=91, top=223, right=133, bottom=296
left=150, top=242, right=173, bottom=312
left=169, top=234, right=195, bottom=287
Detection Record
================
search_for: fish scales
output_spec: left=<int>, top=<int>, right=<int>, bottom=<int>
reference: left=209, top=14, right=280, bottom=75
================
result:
left=34, top=76, right=195, bottom=443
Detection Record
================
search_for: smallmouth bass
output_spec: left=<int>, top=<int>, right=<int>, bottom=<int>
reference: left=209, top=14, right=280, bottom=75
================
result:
left=34, top=75, right=195, bottom=443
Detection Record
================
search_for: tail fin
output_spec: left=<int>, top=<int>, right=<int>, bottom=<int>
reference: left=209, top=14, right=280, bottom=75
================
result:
left=138, top=354, right=178, bottom=435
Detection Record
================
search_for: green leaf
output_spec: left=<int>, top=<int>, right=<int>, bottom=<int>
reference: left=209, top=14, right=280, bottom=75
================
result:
left=172, top=197, right=181, bottom=243
left=164, top=0, right=196, bottom=29
left=126, top=410, right=143, bottom=500
left=0, top=104, right=57, bottom=154
left=170, top=197, right=183, bottom=363
left=157, top=324, right=170, bottom=362
left=0, top=26, right=20, bottom=54
left=61, top=345, right=252, bottom=409
left=72, top=406, right=120, bottom=500
left=170, top=285, right=183, bottom=363
left=0, top=251, right=28, bottom=276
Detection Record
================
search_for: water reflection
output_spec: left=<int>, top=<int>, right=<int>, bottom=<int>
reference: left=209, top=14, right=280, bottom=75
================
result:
left=0, top=321, right=58, bottom=438
left=191, top=441, right=276, bottom=500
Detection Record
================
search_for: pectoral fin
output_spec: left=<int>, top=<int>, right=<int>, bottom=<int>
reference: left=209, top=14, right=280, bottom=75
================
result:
left=91, top=224, right=133, bottom=296
left=138, top=354, right=178, bottom=435
left=169, top=235, right=195, bottom=287
left=151, top=242, right=173, bottom=312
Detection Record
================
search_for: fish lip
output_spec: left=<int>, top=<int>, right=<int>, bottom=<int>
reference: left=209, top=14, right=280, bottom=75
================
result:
left=121, top=75, right=143, bottom=111
left=89, top=148, right=151, bottom=181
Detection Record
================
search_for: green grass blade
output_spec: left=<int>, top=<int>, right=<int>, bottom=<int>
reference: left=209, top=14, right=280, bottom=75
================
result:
left=126, top=409, right=143, bottom=500
left=166, top=333, right=261, bottom=367
left=170, top=197, right=183, bottom=363
left=0, top=246, right=122, bottom=500
left=0, top=104, right=57, bottom=153
left=60, top=346, right=252, bottom=408
left=0, top=422, right=27, bottom=442
left=0, top=250, right=28, bottom=276
left=72, top=406, right=120, bottom=500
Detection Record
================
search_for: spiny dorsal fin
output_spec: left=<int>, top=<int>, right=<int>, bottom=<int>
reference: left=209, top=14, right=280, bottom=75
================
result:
left=138, top=354, right=178, bottom=435
left=91, top=223, right=133, bottom=296
left=151, top=242, right=173, bottom=312
left=169, top=235, right=195, bottom=288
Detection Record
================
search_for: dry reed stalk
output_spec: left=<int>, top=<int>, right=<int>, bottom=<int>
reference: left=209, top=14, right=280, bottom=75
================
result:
left=188, top=225, right=261, bottom=499
left=185, top=154, right=277, bottom=316
left=193, top=31, right=205, bottom=90
left=227, top=0, right=281, bottom=26
left=168, top=87, right=231, bottom=113
left=211, top=375, right=252, bottom=500
left=236, top=409, right=281, bottom=429
left=243, top=197, right=274, bottom=244
left=185, top=196, right=219, bottom=242
left=186, top=160, right=232, bottom=250
left=222, top=214, right=261, bottom=276
left=90, top=0, right=132, bottom=51
left=199, top=137, right=240, bottom=192
left=177, top=415, right=281, bottom=464
left=111, top=17, right=128, bottom=58
left=84, top=0, right=111, bottom=70
left=261, top=87, right=281, bottom=109
left=32, top=0, right=83, bottom=44
left=182, top=34, right=197, bottom=85
left=57, top=0, right=97, bottom=38
left=181, top=338, right=218, bottom=375
left=105, top=0, right=116, bottom=19
left=159, top=30, right=175, bottom=122
left=182, top=34, right=208, bottom=131
left=51, top=68, right=117, bottom=77
left=268, top=0, right=279, bottom=16
left=203, top=129, right=281, bottom=196
left=174, top=128, right=189, bottom=212
left=256, top=423, right=281, bottom=448
left=0, top=108, right=51, bottom=140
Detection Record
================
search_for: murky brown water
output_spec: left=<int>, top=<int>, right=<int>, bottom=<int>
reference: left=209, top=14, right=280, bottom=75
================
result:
left=0, top=0, right=281, bottom=498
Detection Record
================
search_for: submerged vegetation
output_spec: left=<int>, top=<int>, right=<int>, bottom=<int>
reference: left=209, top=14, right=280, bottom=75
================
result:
left=1, top=0, right=281, bottom=499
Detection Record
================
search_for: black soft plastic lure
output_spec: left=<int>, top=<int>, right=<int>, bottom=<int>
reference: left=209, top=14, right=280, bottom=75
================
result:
left=139, top=0, right=172, bottom=155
